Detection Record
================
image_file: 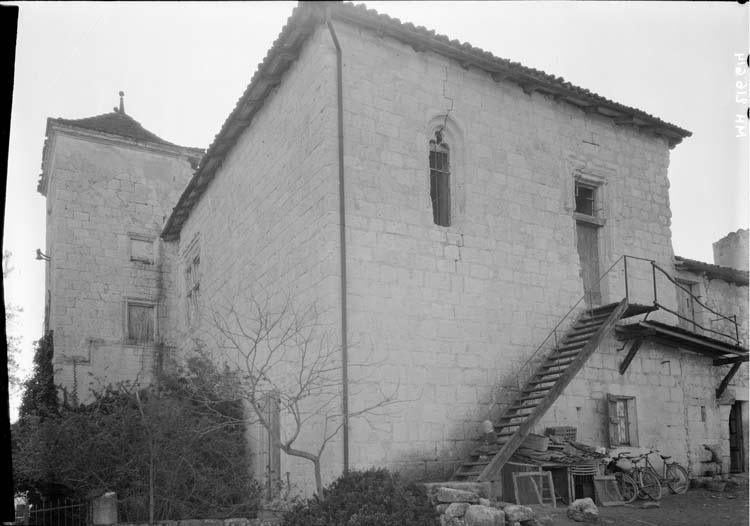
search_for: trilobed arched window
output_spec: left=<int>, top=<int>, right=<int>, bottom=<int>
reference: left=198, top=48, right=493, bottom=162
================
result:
left=429, top=132, right=450, bottom=227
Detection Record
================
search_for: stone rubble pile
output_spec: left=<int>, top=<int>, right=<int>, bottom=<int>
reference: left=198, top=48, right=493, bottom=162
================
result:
left=422, top=483, right=544, bottom=526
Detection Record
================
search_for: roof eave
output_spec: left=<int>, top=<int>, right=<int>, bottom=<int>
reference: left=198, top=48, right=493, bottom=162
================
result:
left=161, top=1, right=693, bottom=240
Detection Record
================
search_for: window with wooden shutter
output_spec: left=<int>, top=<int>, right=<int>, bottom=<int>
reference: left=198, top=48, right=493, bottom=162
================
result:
left=127, top=303, right=155, bottom=343
left=607, top=394, right=638, bottom=447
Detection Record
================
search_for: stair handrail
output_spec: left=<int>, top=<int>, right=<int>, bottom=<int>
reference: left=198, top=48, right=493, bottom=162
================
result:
left=651, top=262, right=741, bottom=346
left=511, top=254, right=743, bottom=394
left=512, top=255, right=628, bottom=392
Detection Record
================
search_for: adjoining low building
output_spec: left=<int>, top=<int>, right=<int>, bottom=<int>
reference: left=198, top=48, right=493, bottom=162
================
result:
left=38, top=2, right=747, bottom=497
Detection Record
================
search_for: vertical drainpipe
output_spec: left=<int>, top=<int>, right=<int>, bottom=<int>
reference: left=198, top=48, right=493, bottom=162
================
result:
left=325, top=7, right=350, bottom=473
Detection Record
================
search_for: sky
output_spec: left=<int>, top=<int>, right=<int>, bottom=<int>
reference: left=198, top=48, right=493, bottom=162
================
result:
left=3, top=1, right=749, bottom=418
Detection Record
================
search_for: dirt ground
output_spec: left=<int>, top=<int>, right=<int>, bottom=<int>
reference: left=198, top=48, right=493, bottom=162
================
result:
left=540, top=475, right=749, bottom=526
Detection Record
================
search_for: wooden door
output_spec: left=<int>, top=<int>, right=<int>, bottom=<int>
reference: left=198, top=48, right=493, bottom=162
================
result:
left=729, top=401, right=745, bottom=473
left=576, top=221, right=601, bottom=306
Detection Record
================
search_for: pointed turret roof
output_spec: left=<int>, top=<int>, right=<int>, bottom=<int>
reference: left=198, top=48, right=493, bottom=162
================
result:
left=39, top=92, right=204, bottom=196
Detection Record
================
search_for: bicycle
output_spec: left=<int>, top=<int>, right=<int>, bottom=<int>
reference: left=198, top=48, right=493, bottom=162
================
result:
left=628, top=453, right=663, bottom=500
left=643, top=449, right=689, bottom=495
left=604, top=452, right=639, bottom=504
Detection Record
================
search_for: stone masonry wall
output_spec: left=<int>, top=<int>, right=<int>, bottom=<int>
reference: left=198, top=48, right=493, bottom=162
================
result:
left=173, top=26, right=343, bottom=493
left=540, top=266, right=748, bottom=477
left=45, top=132, right=195, bottom=403
left=332, top=20, right=678, bottom=479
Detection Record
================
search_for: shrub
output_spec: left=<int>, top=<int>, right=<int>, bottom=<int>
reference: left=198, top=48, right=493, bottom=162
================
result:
left=282, top=468, right=436, bottom=526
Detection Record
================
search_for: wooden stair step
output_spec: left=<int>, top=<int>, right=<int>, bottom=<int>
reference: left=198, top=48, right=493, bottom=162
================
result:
left=566, top=325, right=600, bottom=336
left=562, top=333, right=596, bottom=345
left=522, top=386, right=553, bottom=393
left=529, top=378, right=560, bottom=385
left=508, top=400, right=540, bottom=411
left=586, top=303, right=619, bottom=315
left=574, top=318, right=608, bottom=329
left=535, top=369, right=564, bottom=378
left=500, top=412, right=533, bottom=420
left=519, top=393, right=547, bottom=401
left=495, top=422, right=521, bottom=429
left=578, top=313, right=612, bottom=324
left=556, top=341, right=586, bottom=351
left=540, top=360, right=574, bottom=370
left=507, top=405, right=538, bottom=413
left=554, top=348, right=582, bottom=357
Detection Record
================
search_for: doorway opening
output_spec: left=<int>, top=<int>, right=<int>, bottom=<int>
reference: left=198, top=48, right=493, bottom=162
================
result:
left=729, top=400, right=746, bottom=473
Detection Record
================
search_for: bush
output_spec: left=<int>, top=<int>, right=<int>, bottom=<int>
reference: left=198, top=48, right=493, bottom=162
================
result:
left=282, top=468, right=436, bottom=526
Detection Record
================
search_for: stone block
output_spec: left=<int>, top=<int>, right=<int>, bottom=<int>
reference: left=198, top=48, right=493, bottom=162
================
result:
left=464, top=504, right=505, bottom=526
left=446, top=502, right=471, bottom=518
left=436, top=487, right=481, bottom=504
left=503, top=505, right=534, bottom=523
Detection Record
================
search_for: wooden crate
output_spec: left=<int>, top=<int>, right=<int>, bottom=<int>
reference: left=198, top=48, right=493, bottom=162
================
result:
left=522, top=433, right=549, bottom=452
left=545, top=426, right=577, bottom=442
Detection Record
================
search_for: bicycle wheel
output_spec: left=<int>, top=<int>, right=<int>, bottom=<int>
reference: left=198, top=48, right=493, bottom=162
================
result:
left=616, top=473, right=638, bottom=503
left=666, top=464, right=689, bottom=494
left=638, top=469, right=663, bottom=500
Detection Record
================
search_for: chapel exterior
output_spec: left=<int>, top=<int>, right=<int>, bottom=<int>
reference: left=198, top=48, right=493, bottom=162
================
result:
left=38, top=2, right=748, bottom=495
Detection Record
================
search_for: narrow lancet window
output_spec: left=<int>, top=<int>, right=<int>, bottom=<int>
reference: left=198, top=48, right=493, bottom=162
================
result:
left=429, top=131, right=451, bottom=227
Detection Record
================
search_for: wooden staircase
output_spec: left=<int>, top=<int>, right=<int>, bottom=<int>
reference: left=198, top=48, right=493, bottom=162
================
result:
left=451, top=298, right=632, bottom=483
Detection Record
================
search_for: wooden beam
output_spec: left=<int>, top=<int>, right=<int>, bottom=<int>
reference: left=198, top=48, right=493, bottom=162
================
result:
left=619, top=338, right=643, bottom=375
left=479, top=298, right=629, bottom=482
left=716, top=362, right=742, bottom=399
left=713, top=356, right=749, bottom=366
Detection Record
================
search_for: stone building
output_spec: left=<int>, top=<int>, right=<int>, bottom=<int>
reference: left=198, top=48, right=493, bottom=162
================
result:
left=39, top=2, right=747, bottom=495
left=38, top=93, right=202, bottom=402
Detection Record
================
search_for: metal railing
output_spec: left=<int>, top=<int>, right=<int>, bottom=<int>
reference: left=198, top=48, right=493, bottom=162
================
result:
left=508, top=255, right=742, bottom=396
left=26, top=499, right=90, bottom=526
left=651, top=262, right=740, bottom=345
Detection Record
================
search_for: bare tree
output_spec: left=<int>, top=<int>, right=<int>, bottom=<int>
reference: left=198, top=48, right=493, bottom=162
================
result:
left=190, top=292, right=398, bottom=494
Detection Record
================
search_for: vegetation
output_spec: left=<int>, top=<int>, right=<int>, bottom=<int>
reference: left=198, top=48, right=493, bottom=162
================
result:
left=282, top=468, right=436, bottom=526
left=12, top=346, right=260, bottom=521
left=195, top=293, right=398, bottom=493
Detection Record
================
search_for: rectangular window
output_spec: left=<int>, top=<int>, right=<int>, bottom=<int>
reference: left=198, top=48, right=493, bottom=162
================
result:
left=130, top=234, right=154, bottom=264
left=429, top=139, right=451, bottom=227
left=185, top=252, right=201, bottom=325
left=127, top=302, right=155, bottom=343
left=575, top=182, right=596, bottom=216
left=607, top=394, right=638, bottom=447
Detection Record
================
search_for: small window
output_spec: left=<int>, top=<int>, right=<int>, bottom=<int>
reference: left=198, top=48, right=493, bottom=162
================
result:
left=575, top=182, right=596, bottom=216
left=130, top=234, right=154, bottom=264
left=429, top=132, right=451, bottom=227
left=127, top=302, right=155, bottom=343
left=607, top=395, right=638, bottom=447
left=185, top=252, right=201, bottom=325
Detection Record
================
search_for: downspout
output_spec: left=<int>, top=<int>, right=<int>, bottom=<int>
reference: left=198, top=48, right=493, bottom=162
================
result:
left=325, top=7, right=350, bottom=473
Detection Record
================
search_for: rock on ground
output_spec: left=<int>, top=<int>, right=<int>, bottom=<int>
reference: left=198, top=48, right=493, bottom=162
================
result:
left=463, top=504, right=505, bottom=526
left=567, top=498, right=599, bottom=523
left=503, top=504, right=534, bottom=523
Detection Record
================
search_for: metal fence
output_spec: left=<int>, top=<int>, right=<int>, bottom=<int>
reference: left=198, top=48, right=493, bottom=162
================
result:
left=26, top=499, right=90, bottom=526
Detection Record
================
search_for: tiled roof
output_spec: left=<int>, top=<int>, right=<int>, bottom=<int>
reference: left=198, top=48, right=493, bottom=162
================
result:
left=52, top=110, right=176, bottom=146
left=161, top=1, right=693, bottom=240
left=675, top=256, right=750, bottom=286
